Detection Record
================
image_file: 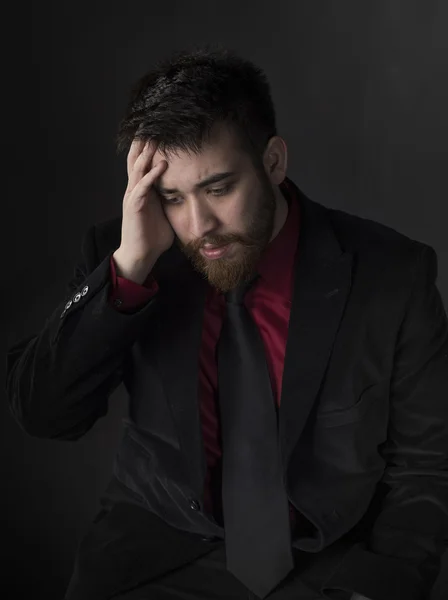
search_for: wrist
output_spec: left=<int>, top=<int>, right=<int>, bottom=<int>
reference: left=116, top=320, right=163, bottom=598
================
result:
left=112, top=249, right=159, bottom=285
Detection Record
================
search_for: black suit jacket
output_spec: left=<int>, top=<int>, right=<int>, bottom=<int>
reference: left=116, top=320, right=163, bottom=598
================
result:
left=6, top=180, right=448, bottom=600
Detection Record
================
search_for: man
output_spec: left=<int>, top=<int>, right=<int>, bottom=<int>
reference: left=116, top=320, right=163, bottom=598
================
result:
left=6, top=44, right=448, bottom=600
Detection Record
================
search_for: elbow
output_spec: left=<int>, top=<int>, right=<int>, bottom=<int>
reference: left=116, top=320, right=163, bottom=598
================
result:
left=9, top=408, right=84, bottom=441
left=8, top=398, right=95, bottom=441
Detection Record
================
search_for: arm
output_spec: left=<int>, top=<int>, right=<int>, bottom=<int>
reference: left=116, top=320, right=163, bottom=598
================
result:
left=6, top=224, right=160, bottom=440
left=108, top=254, right=159, bottom=313
left=324, top=243, right=448, bottom=600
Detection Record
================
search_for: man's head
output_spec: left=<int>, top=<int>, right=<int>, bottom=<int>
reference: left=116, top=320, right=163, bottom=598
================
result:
left=116, top=44, right=289, bottom=294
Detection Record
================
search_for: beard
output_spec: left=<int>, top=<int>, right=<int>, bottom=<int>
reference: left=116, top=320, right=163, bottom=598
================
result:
left=176, top=176, right=277, bottom=294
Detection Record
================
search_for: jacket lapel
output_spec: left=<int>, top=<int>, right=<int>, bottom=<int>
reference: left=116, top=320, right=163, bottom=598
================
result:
left=153, top=187, right=354, bottom=498
left=277, top=190, right=353, bottom=478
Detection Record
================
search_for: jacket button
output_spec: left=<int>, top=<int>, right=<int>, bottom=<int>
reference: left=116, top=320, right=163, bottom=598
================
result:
left=189, top=499, right=200, bottom=511
left=201, top=535, right=217, bottom=542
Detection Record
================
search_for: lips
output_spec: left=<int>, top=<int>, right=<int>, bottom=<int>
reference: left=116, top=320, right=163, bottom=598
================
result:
left=200, top=243, right=232, bottom=259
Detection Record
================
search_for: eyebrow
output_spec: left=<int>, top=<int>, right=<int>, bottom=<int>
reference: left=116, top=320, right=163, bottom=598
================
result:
left=153, top=171, right=237, bottom=195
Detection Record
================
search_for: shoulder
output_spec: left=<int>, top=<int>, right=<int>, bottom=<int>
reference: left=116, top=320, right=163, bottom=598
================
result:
left=324, top=203, right=435, bottom=274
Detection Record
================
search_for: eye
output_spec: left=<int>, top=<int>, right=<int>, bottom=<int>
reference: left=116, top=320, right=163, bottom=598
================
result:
left=210, top=184, right=233, bottom=196
left=161, top=184, right=234, bottom=205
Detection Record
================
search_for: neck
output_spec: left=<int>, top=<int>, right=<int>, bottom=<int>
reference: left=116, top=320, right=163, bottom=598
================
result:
left=270, top=186, right=289, bottom=242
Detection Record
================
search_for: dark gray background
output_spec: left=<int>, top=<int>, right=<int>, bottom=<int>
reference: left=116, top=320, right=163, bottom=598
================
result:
left=3, top=1, right=447, bottom=598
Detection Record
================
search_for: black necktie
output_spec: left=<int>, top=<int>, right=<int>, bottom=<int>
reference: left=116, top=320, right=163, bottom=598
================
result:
left=217, top=273, right=294, bottom=599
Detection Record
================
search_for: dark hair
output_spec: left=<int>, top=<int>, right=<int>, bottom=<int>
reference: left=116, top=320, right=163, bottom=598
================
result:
left=114, top=43, right=277, bottom=170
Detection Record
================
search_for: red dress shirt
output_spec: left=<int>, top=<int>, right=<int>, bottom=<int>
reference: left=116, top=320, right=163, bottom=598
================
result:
left=109, top=179, right=301, bottom=531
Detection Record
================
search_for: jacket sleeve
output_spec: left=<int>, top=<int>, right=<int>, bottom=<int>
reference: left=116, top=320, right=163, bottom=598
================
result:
left=5, top=224, right=160, bottom=441
left=322, top=243, right=448, bottom=600
left=108, top=254, right=159, bottom=312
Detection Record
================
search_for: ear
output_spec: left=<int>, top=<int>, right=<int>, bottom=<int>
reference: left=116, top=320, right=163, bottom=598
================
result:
left=263, top=136, right=288, bottom=185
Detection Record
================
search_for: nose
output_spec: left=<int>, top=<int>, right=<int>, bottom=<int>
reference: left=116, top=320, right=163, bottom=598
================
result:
left=188, top=204, right=221, bottom=245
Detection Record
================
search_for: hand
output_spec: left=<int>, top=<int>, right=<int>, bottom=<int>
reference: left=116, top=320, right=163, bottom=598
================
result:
left=119, top=137, right=174, bottom=262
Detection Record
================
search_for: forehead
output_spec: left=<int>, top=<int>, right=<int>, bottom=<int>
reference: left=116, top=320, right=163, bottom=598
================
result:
left=152, top=123, right=249, bottom=182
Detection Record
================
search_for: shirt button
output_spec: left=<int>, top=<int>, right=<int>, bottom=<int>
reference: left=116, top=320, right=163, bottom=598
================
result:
left=113, top=298, right=123, bottom=307
left=189, top=499, right=200, bottom=511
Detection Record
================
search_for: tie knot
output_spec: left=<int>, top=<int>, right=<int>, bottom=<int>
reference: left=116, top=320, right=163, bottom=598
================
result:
left=224, top=274, right=260, bottom=305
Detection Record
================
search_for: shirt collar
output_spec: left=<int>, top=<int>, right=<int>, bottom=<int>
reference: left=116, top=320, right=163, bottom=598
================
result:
left=255, top=176, right=301, bottom=302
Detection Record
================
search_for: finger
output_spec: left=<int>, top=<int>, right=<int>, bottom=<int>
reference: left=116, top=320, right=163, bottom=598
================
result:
left=134, top=160, right=168, bottom=199
left=127, top=137, right=147, bottom=178
left=128, top=139, right=160, bottom=190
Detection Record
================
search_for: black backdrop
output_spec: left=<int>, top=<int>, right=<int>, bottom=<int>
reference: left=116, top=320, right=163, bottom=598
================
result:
left=3, top=1, right=447, bottom=598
